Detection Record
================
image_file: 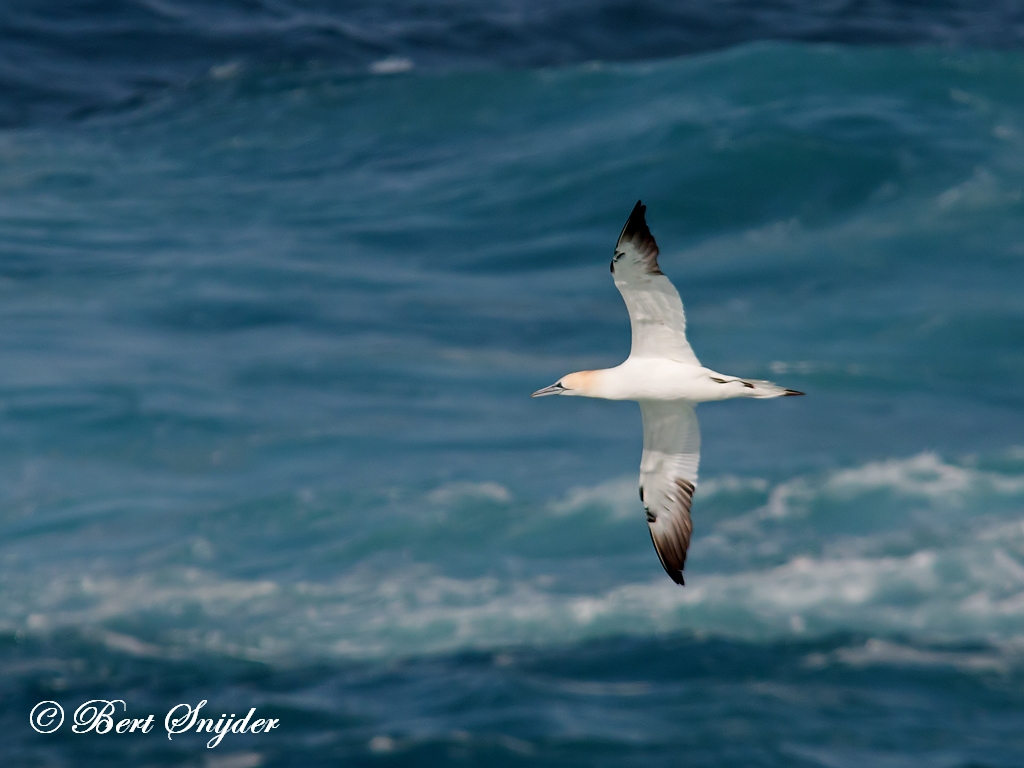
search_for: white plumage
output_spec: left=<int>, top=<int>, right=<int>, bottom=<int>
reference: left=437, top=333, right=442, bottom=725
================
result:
left=532, top=201, right=802, bottom=585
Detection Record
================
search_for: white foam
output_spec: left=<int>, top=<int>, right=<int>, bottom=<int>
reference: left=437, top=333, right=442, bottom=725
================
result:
left=209, top=61, right=242, bottom=80
left=739, top=452, right=1024, bottom=529
left=805, top=638, right=1017, bottom=673
left=937, top=166, right=1021, bottom=211
left=205, top=752, right=264, bottom=768
left=5, top=541, right=1023, bottom=661
left=549, top=477, right=637, bottom=519
left=369, top=57, right=414, bottom=75
left=826, top=452, right=975, bottom=497
left=693, top=474, right=769, bottom=497
left=427, top=481, right=511, bottom=505
left=8, top=453, right=1024, bottom=661
left=550, top=473, right=768, bottom=521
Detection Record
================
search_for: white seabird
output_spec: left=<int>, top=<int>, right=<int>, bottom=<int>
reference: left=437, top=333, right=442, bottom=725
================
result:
left=532, top=201, right=803, bottom=585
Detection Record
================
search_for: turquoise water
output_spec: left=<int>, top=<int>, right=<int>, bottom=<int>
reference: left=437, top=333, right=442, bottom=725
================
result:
left=4, top=25, right=1024, bottom=768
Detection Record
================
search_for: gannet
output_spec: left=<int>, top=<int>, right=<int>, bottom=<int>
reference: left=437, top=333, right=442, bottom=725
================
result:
left=532, top=201, right=803, bottom=585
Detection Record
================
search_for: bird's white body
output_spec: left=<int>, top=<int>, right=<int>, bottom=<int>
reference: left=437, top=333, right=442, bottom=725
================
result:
left=558, top=358, right=793, bottom=402
left=532, top=201, right=802, bottom=585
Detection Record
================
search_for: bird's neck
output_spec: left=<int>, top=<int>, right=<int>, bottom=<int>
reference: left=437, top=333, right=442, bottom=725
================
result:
left=563, top=367, right=621, bottom=399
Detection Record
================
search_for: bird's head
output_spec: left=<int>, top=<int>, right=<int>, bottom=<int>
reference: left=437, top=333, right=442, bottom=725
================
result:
left=531, top=371, right=594, bottom=397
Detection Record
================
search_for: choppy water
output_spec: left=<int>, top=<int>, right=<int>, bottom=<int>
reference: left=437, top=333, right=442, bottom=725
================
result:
left=4, top=3, right=1024, bottom=766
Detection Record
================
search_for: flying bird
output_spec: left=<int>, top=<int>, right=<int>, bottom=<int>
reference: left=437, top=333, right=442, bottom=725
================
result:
left=532, top=201, right=803, bottom=585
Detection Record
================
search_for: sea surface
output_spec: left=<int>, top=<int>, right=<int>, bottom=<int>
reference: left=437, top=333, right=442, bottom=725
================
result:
left=4, top=2, right=1024, bottom=766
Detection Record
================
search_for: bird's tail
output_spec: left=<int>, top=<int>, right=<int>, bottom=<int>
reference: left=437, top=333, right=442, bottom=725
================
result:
left=741, top=379, right=805, bottom=398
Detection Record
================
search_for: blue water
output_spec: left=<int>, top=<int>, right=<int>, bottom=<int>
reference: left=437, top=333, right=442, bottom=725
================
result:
left=5, top=3, right=1024, bottom=766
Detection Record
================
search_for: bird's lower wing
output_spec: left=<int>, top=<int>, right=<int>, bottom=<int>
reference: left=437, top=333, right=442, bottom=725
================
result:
left=639, top=400, right=701, bottom=585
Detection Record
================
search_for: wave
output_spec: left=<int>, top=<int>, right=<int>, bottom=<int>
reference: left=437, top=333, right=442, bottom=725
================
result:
left=805, top=637, right=1024, bottom=673
left=4, top=1, right=1024, bottom=126
left=6, top=451, right=1024, bottom=662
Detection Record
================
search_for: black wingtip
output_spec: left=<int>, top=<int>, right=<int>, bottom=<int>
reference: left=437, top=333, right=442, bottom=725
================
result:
left=620, top=200, right=648, bottom=242
left=615, top=200, right=661, bottom=274
left=647, top=528, right=689, bottom=587
left=783, top=390, right=805, bottom=396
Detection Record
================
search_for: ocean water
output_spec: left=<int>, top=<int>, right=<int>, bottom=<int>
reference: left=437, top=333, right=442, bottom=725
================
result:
left=4, top=3, right=1024, bottom=767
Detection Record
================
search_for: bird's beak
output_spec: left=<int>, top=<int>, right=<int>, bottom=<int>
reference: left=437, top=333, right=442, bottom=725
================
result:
left=531, top=383, right=566, bottom=397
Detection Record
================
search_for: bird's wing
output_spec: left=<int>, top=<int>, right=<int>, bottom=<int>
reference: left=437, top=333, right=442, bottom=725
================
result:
left=611, top=201, right=700, bottom=365
left=639, top=400, right=701, bottom=585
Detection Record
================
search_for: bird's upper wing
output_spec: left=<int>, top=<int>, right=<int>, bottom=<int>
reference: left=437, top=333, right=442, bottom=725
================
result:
left=639, top=400, right=701, bottom=585
left=611, top=201, right=700, bottom=365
